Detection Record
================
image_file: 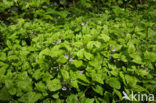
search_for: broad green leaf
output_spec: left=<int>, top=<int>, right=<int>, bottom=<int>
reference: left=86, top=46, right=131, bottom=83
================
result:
left=77, top=49, right=85, bottom=59
left=87, top=41, right=101, bottom=50
left=113, top=89, right=122, bottom=99
left=18, top=92, right=42, bottom=103
left=134, top=85, right=148, bottom=92
left=17, top=80, right=32, bottom=92
left=70, top=80, right=79, bottom=89
left=80, top=97, right=94, bottom=103
left=46, top=9, right=69, bottom=18
left=77, top=74, right=90, bottom=85
left=0, top=52, right=7, bottom=61
left=47, top=79, right=62, bottom=91
left=144, top=51, right=156, bottom=62
left=0, top=64, right=8, bottom=76
left=112, top=54, right=120, bottom=59
left=100, top=34, right=110, bottom=42
left=73, top=42, right=83, bottom=48
left=92, top=85, right=103, bottom=95
left=103, top=91, right=111, bottom=103
left=119, top=72, right=126, bottom=85
left=135, top=69, right=149, bottom=77
left=52, top=92, right=59, bottom=99
left=57, top=55, right=67, bottom=63
left=7, top=55, right=19, bottom=61
left=125, top=75, right=138, bottom=87
left=84, top=52, right=93, bottom=60
left=110, top=69, right=119, bottom=77
left=120, top=55, right=128, bottom=62
left=89, top=54, right=102, bottom=68
left=106, top=78, right=121, bottom=89
left=128, top=41, right=135, bottom=53
left=132, top=55, right=143, bottom=64
left=0, top=87, right=10, bottom=101
left=50, top=48, right=64, bottom=58
left=74, top=60, right=83, bottom=68
left=33, top=69, right=43, bottom=80
left=35, top=81, right=46, bottom=92
left=92, top=73, right=104, bottom=84
left=61, top=69, right=69, bottom=80
left=66, top=94, right=78, bottom=103
left=8, top=88, right=16, bottom=95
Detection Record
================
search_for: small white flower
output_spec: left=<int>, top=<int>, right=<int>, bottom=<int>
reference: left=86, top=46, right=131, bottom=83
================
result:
left=64, top=55, right=69, bottom=59
left=81, top=23, right=85, bottom=26
left=80, top=71, right=83, bottom=74
left=69, top=58, right=74, bottom=63
left=52, top=42, right=55, bottom=45
left=62, top=86, right=67, bottom=91
left=58, top=40, right=61, bottom=44
left=112, top=48, right=116, bottom=52
left=57, top=68, right=60, bottom=71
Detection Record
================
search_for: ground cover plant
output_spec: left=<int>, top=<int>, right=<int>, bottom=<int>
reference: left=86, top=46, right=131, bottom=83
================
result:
left=0, top=0, right=156, bottom=103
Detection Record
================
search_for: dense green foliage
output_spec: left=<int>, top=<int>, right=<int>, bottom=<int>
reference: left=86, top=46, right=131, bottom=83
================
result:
left=0, top=0, right=156, bottom=103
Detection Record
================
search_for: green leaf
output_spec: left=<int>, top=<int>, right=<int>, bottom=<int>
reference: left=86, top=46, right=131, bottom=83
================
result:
left=73, top=42, right=83, bottom=48
left=18, top=92, right=42, bottom=103
left=74, top=60, right=83, bottom=68
left=5, top=79, right=14, bottom=88
left=106, top=78, right=121, bottom=89
left=52, top=92, right=59, bottom=99
left=92, top=85, right=103, bottom=95
left=92, top=73, right=104, bottom=84
left=61, top=69, right=70, bottom=80
left=144, top=51, right=156, bottom=62
left=84, top=52, right=93, bottom=60
left=135, top=69, right=149, bottom=77
left=66, top=94, right=78, bottom=103
left=57, top=55, right=67, bottom=63
left=47, top=79, right=62, bottom=91
left=0, top=52, right=7, bottom=61
left=80, top=97, right=94, bottom=103
left=2, top=1, right=14, bottom=9
left=8, top=55, right=19, bottom=61
left=0, top=87, right=10, bottom=101
left=35, top=81, right=46, bottom=92
left=120, top=55, right=128, bottom=62
left=8, top=88, right=16, bottom=95
left=103, top=91, right=111, bottom=103
left=134, top=85, right=148, bottom=92
left=128, top=41, right=135, bottom=53
left=113, top=89, right=122, bottom=99
left=77, top=49, right=85, bottom=59
left=17, top=80, right=32, bottom=92
left=100, top=34, right=110, bottom=42
left=112, top=54, right=120, bottom=59
left=33, top=69, right=43, bottom=80
left=119, top=72, right=126, bottom=85
left=46, top=9, right=69, bottom=18
left=87, top=41, right=101, bottom=50
left=77, top=74, right=90, bottom=85
left=49, top=48, right=64, bottom=58
left=0, top=64, right=8, bottom=76
left=125, top=75, right=138, bottom=87
left=70, top=80, right=79, bottom=89
left=132, top=55, right=143, bottom=64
